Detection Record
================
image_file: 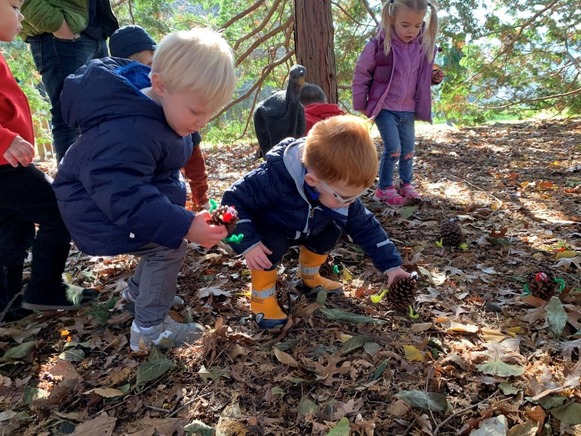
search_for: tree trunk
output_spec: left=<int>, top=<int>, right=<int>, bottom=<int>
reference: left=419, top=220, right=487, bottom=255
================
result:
left=294, top=0, right=338, bottom=104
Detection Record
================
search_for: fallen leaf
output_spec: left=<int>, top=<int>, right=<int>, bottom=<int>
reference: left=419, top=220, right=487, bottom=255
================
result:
left=184, top=419, right=214, bottom=436
left=470, top=415, right=507, bottom=436
left=403, top=345, right=425, bottom=362
left=1, top=341, right=36, bottom=361
left=555, top=250, right=577, bottom=260
left=50, top=359, right=81, bottom=381
left=436, top=317, right=479, bottom=334
left=136, top=357, right=174, bottom=387
left=0, top=411, right=17, bottom=422
left=545, top=296, right=567, bottom=336
left=318, top=307, right=386, bottom=324
left=480, top=328, right=506, bottom=342
left=71, top=412, right=116, bottom=436
left=507, top=420, right=538, bottom=436
left=85, top=387, right=125, bottom=398
left=297, top=396, right=319, bottom=417
left=476, top=360, right=524, bottom=377
left=274, top=348, right=298, bottom=367
left=550, top=402, right=581, bottom=425
left=386, top=399, right=410, bottom=417
left=411, top=322, right=433, bottom=333
left=394, top=390, right=448, bottom=412
left=327, top=417, right=350, bottom=436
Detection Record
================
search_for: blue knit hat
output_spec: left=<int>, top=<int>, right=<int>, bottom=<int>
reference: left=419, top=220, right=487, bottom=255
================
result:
left=109, top=25, right=157, bottom=58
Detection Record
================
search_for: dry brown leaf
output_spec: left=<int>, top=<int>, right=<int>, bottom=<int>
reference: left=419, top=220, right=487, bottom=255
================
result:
left=273, top=348, right=298, bottom=367
left=71, top=413, right=117, bottom=436
left=50, top=359, right=81, bottom=381
left=435, top=317, right=479, bottom=334
left=300, top=354, right=350, bottom=386
left=386, top=399, right=410, bottom=417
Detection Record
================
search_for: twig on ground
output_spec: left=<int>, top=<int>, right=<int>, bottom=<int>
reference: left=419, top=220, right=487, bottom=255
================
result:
left=432, top=391, right=498, bottom=435
left=446, top=174, right=504, bottom=212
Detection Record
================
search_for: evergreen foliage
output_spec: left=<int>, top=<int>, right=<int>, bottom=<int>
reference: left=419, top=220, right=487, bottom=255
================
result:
left=4, top=0, right=579, bottom=145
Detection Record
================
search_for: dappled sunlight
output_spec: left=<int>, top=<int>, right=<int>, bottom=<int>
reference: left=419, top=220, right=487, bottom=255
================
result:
left=1, top=120, right=579, bottom=434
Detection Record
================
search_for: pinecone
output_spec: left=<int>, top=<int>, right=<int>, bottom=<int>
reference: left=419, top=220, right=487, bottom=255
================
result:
left=209, top=205, right=239, bottom=235
left=527, top=270, right=556, bottom=300
left=387, top=275, right=417, bottom=311
left=440, top=218, right=465, bottom=248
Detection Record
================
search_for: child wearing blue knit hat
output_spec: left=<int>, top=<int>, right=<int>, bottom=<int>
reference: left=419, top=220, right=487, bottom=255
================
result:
left=109, top=25, right=157, bottom=66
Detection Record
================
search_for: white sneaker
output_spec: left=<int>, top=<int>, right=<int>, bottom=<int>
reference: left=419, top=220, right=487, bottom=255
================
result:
left=121, top=288, right=185, bottom=314
left=130, top=316, right=204, bottom=351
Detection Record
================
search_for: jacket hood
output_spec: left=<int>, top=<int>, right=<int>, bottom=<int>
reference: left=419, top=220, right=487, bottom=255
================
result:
left=280, top=139, right=349, bottom=216
left=62, top=58, right=164, bottom=133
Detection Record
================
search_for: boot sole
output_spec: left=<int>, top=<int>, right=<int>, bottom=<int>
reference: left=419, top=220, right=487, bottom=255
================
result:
left=296, top=282, right=343, bottom=299
left=372, top=195, right=406, bottom=206
left=254, top=313, right=287, bottom=329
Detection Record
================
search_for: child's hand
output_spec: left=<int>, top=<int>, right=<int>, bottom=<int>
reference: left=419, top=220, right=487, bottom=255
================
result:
left=385, top=267, right=410, bottom=288
left=185, top=210, right=228, bottom=248
left=3, top=136, right=34, bottom=167
left=53, top=20, right=79, bottom=40
left=244, top=243, right=273, bottom=270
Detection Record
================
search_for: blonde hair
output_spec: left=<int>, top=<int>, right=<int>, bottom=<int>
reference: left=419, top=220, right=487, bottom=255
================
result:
left=381, top=0, right=438, bottom=62
left=303, top=115, right=378, bottom=188
left=151, top=28, right=236, bottom=109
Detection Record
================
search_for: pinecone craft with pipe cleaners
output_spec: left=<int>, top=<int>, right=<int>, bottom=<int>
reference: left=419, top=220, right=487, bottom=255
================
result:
left=527, top=271, right=556, bottom=300
left=387, top=275, right=418, bottom=311
left=440, top=218, right=465, bottom=248
left=209, top=205, right=239, bottom=235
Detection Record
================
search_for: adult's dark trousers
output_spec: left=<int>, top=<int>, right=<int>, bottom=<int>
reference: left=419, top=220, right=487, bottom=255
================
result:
left=258, top=221, right=342, bottom=270
left=28, top=33, right=108, bottom=162
left=0, top=164, right=72, bottom=300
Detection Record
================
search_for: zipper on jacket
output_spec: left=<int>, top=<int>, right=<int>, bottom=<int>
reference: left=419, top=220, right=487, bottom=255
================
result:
left=303, top=205, right=315, bottom=236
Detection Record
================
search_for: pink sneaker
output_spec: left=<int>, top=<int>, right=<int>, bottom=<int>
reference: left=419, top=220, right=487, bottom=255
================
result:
left=400, top=183, right=422, bottom=200
left=374, top=187, right=406, bottom=206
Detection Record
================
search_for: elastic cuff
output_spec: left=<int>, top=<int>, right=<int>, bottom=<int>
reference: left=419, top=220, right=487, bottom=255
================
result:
left=383, top=266, right=402, bottom=275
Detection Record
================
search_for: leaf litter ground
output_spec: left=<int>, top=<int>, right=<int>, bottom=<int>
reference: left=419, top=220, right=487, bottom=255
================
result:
left=0, top=118, right=580, bottom=435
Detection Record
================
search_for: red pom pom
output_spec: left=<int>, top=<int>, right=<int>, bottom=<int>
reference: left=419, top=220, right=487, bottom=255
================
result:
left=223, top=212, right=233, bottom=223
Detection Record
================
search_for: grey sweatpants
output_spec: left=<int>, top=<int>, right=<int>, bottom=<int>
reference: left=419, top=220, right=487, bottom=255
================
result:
left=127, top=240, right=188, bottom=327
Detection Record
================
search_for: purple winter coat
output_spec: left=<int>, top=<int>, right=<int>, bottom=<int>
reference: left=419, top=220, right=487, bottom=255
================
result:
left=352, top=29, right=435, bottom=122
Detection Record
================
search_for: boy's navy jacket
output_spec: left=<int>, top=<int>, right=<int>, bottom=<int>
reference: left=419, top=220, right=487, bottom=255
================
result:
left=53, top=57, right=195, bottom=255
left=222, top=139, right=402, bottom=273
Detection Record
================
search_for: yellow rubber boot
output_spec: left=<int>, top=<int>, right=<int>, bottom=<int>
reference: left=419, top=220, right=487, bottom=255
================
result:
left=298, top=246, right=343, bottom=293
left=251, top=270, right=287, bottom=329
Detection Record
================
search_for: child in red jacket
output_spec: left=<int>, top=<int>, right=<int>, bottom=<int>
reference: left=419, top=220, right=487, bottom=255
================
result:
left=0, top=0, right=97, bottom=321
left=300, top=83, right=345, bottom=134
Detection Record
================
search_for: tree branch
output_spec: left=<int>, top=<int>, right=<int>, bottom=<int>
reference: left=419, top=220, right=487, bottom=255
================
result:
left=229, top=0, right=283, bottom=50
left=565, top=39, right=581, bottom=74
left=486, top=87, right=581, bottom=110
left=220, top=0, right=267, bottom=31
left=512, top=0, right=561, bottom=42
left=211, top=50, right=295, bottom=123
left=359, top=0, right=380, bottom=28
left=235, top=14, right=294, bottom=67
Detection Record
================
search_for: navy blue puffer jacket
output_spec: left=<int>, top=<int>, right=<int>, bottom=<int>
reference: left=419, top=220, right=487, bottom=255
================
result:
left=53, top=58, right=194, bottom=255
left=222, top=139, right=402, bottom=273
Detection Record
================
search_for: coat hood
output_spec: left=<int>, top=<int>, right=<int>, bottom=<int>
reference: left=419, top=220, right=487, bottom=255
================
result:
left=62, top=58, right=164, bottom=133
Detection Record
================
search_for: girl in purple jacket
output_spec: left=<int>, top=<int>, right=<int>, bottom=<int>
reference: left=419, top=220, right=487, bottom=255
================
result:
left=352, top=0, right=440, bottom=206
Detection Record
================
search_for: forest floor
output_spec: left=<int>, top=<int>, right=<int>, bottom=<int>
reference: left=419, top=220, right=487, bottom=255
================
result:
left=1, top=118, right=580, bottom=436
